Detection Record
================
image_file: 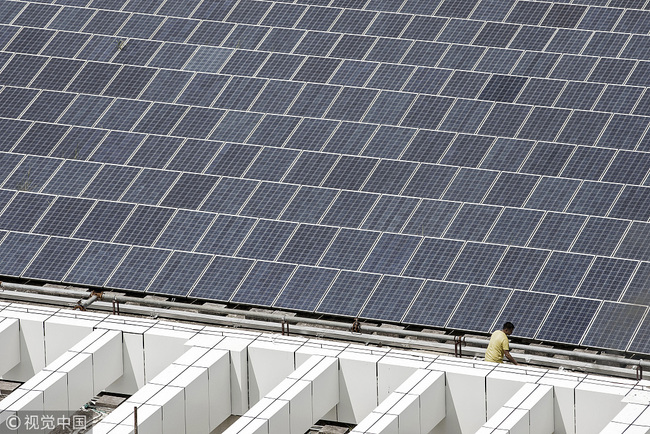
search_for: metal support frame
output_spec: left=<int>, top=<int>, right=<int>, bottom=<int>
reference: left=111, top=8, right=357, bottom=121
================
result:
left=351, top=317, right=362, bottom=333
left=281, top=316, right=289, bottom=336
left=112, top=297, right=120, bottom=315
left=454, top=335, right=465, bottom=358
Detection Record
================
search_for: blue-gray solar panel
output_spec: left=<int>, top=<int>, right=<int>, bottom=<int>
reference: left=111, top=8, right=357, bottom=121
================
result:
left=0, top=0, right=649, bottom=354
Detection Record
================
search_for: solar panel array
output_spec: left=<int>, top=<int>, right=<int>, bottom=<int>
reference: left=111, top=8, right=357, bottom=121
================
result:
left=1, top=0, right=650, bottom=355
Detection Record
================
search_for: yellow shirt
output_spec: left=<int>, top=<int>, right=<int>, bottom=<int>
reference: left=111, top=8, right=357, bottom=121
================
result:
left=485, top=330, right=510, bottom=363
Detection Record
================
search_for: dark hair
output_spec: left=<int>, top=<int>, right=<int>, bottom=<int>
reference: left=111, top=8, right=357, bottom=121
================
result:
left=503, top=322, right=515, bottom=331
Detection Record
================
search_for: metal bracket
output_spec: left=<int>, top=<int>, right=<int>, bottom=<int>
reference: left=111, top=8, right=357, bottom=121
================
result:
left=637, top=364, right=643, bottom=381
left=112, top=297, right=120, bottom=315
left=454, top=335, right=465, bottom=358
left=351, top=318, right=362, bottom=334
left=281, top=317, right=289, bottom=336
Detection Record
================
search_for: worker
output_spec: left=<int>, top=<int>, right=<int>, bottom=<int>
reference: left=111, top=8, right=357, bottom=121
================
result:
left=485, top=322, right=518, bottom=365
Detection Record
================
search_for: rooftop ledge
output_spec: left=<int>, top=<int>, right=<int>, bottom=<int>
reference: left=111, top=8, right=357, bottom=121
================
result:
left=0, top=282, right=649, bottom=433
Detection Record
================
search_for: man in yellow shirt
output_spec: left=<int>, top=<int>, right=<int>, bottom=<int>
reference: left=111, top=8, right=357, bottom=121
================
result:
left=485, top=322, right=518, bottom=364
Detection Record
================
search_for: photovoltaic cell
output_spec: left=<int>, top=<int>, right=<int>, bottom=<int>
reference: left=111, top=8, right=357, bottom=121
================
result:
left=362, top=160, right=417, bottom=195
left=32, top=197, right=94, bottom=237
left=277, top=224, right=338, bottom=266
left=576, top=257, right=637, bottom=301
left=319, top=228, right=380, bottom=271
left=361, top=233, right=421, bottom=275
left=489, top=247, right=549, bottom=290
left=536, top=297, right=600, bottom=344
left=236, top=219, right=297, bottom=261
left=90, top=132, right=145, bottom=165
left=200, top=178, right=257, bottom=214
left=443, top=204, right=501, bottom=242
left=113, top=205, right=174, bottom=246
left=274, top=265, right=338, bottom=312
left=105, top=247, right=171, bottom=291
left=320, top=191, right=378, bottom=229
left=73, top=201, right=134, bottom=242
left=441, top=168, right=498, bottom=204
left=622, top=262, right=650, bottom=306
left=527, top=212, right=586, bottom=252
left=120, top=169, right=179, bottom=205
left=403, top=279, right=467, bottom=327
left=402, top=164, right=457, bottom=200
left=360, top=276, right=424, bottom=322
left=560, top=147, right=616, bottom=181
left=566, top=181, right=622, bottom=217
left=0, top=192, right=54, bottom=232
left=147, top=251, right=212, bottom=296
left=13, top=124, right=70, bottom=156
left=0, top=232, right=48, bottom=277
left=402, top=199, right=460, bottom=238
left=324, top=122, right=376, bottom=155
left=239, top=182, right=298, bottom=219
left=495, top=291, right=555, bottom=338
left=403, top=237, right=463, bottom=280
left=160, top=173, right=218, bottom=210
left=608, top=186, right=650, bottom=222
left=483, top=173, right=539, bottom=208
left=361, top=195, right=419, bottom=233
left=583, top=302, right=646, bottom=351
left=231, top=261, right=295, bottom=305
left=532, top=252, right=592, bottom=295
left=165, top=139, right=222, bottom=172
left=64, top=242, right=130, bottom=287
left=247, top=115, right=300, bottom=148
left=22, top=237, right=88, bottom=281
left=81, top=165, right=140, bottom=202
left=43, top=160, right=100, bottom=196
left=362, top=126, right=416, bottom=159
left=571, top=217, right=629, bottom=257
left=244, top=147, right=299, bottom=182
left=628, top=314, right=650, bottom=354
left=445, top=242, right=506, bottom=285
left=154, top=210, right=215, bottom=251
left=316, top=271, right=380, bottom=317
left=195, top=214, right=256, bottom=256
left=447, top=285, right=510, bottom=332
left=280, top=186, right=337, bottom=224
left=524, top=177, right=580, bottom=213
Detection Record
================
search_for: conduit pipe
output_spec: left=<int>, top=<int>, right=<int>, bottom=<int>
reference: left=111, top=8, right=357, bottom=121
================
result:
left=1, top=281, right=649, bottom=371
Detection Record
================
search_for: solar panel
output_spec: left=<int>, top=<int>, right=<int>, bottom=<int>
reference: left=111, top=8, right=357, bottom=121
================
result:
left=536, top=297, right=601, bottom=345
left=316, top=270, right=380, bottom=317
left=576, top=257, right=637, bottom=301
left=231, top=261, right=296, bottom=305
left=447, top=285, right=510, bottom=332
left=64, top=241, right=130, bottom=287
left=495, top=291, right=555, bottom=339
left=274, top=265, right=338, bottom=312
left=1, top=0, right=649, bottom=354
left=582, top=302, right=646, bottom=351
left=147, top=251, right=213, bottom=296
left=32, top=197, right=94, bottom=237
left=359, top=276, right=424, bottom=322
left=445, top=242, right=507, bottom=285
left=489, top=247, right=549, bottom=291
left=0, top=232, right=47, bottom=277
left=105, top=246, right=171, bottom=291
left=22, top=237, right=88, bottom=281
